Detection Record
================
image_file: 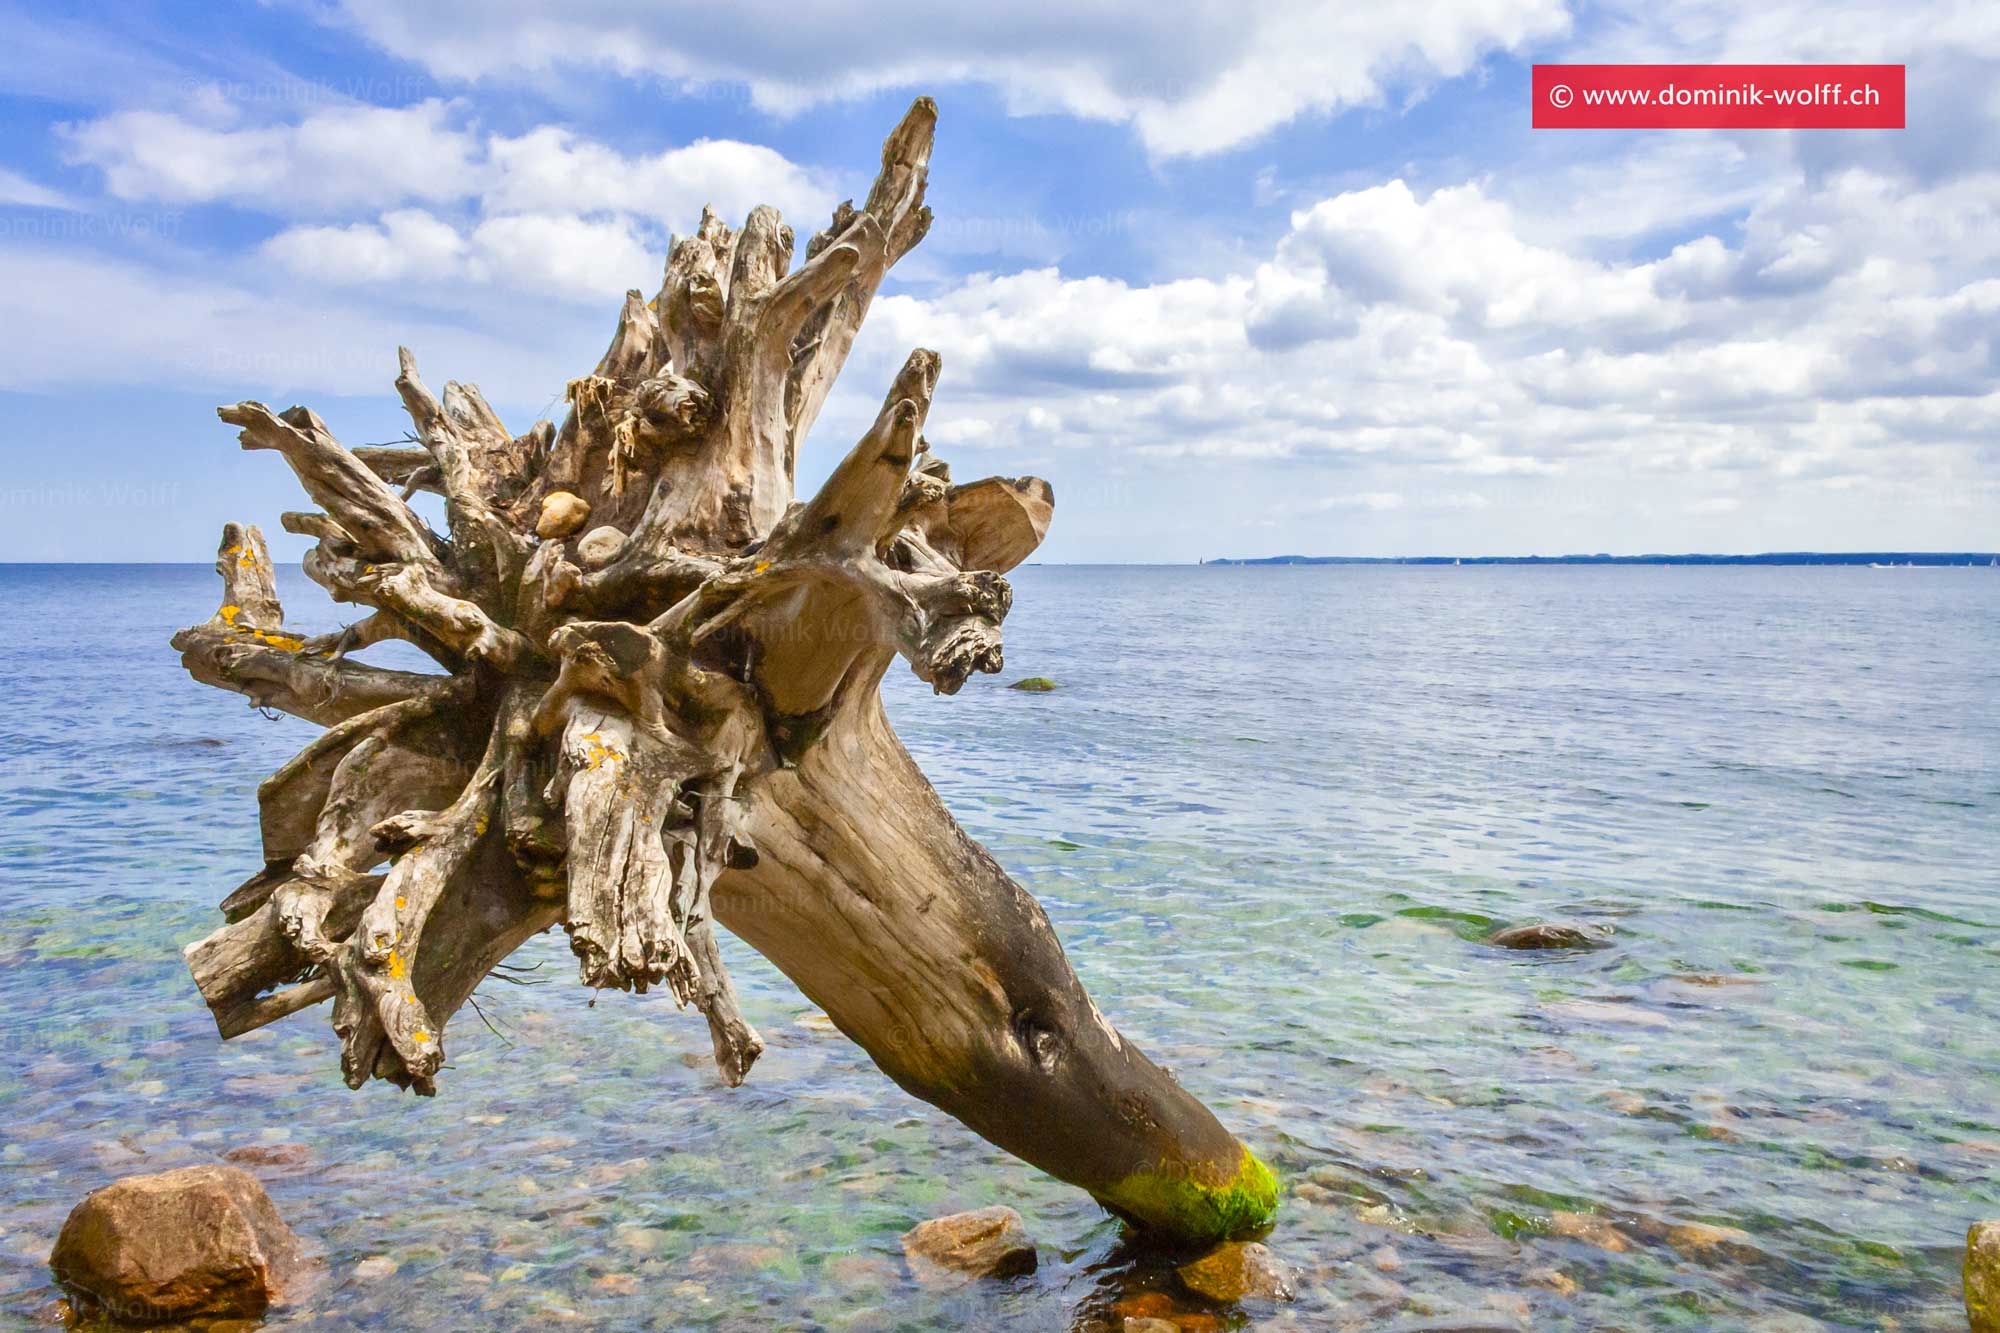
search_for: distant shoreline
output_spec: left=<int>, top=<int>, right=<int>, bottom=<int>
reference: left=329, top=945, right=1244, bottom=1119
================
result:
left=1203, top=552, right=2000, bottom=568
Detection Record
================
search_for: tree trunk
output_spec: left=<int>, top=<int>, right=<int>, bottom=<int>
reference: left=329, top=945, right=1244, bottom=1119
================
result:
left=169, top=97, right=1276, bottom=1245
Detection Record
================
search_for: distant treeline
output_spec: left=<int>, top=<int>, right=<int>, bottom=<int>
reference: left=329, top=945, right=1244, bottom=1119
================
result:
left=1203, top=552, right=2000, bottom=567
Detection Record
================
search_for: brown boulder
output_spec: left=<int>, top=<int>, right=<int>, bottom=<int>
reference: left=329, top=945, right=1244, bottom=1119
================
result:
left=1175, top=1240, right=1295, bottom=1303
left=49, top=1164, right=302, bottom=1320
left=900, top=1205, right=1037, bottom=1281
left=1970, top=1221, right=2000, bottom=1333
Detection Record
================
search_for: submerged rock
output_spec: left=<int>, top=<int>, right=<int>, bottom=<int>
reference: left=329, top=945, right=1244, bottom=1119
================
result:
left=1110, top=1290, right=1224, bottom=1332
left=1969, top=1221, right=2000, bottom=1333
left=1664, top=1220, right=1754, bottom=1259
left=49, top=1164, right=303, bottom=1320
left=222, top=1143, right=310, bottom=1169
left=1547, top=1210, right=1629, bottom=1253
left=1488, top=921, right=1611, bottom=950
left=899, top=1206, right=1037, bottom=1281
left=1174, top=1240, right=1295, bottom=1303
left=1008, top=676, right=1059, bottom=692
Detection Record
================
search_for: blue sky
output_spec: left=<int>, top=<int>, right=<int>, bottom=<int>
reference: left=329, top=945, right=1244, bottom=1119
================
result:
left=1, top=0, right=1994, bottom=561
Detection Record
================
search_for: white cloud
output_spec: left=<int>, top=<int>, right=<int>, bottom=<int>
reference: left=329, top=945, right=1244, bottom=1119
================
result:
left=854, top=165, right=1998, bottom=527
left=60, top=101, right=482, bottom=211
left=59, top=100, right=836, bottom=304
left=327, top=0, right=1570, bottom=157
left=20, top=143, right=1989, bottom=532
left=264, top=208, right=468, bottom=284
left=481, top=128, right=826, bottom=226
left=465, top=213, right=659, bottom=301
left=0, top=167, right=76, bottom=210
left=62, top=99, right=832, bottom=224
left=1251, top=181, right=1683, bottom=346
left=263, top=208, right=658, bottom=303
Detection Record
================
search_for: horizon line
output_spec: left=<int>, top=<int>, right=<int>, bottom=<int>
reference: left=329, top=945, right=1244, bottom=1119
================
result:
left=5, top=549, right=2000, bottom=569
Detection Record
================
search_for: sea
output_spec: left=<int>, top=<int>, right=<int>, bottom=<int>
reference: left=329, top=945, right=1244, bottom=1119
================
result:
left=1, top=562, right=1995, bottom=1331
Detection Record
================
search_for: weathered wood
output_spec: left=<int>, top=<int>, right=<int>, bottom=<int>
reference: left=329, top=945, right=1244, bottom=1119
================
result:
left=786, top=98, right=937, bottom=458
left=721, top=685, right=1278, bottom=1243
left=166, top=96, right=1274, bottom=1243
left=553, top=706, right=705, bottom=994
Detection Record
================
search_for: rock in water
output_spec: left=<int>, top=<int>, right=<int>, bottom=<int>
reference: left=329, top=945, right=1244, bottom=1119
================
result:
left=222, top=1143, right=310, bottom=1169
left=1111, top=1289, right=1226, bottom=1331
left=900, top=1206, right=1037, bottom=1280
left=1175, top=1241, right=1296, bottom=1303
left=1008, top=676, right=1059, bottom=692
left=49, top=1164, right=303, bottom=1319
left=1488, top=921, right=1611, bottom=950
left=1969, top=1221, right=2000, bottom=1333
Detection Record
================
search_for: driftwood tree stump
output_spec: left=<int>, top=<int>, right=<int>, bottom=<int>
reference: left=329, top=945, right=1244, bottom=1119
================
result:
left=173, top=98, right=1277, bottom=1244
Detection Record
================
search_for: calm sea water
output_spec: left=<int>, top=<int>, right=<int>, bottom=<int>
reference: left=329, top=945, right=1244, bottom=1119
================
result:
left=1, top=563, right=1996, bottom=1331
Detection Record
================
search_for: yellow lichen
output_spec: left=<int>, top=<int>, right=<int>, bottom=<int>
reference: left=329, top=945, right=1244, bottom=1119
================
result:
left=580, top=732, right=621, bottom=770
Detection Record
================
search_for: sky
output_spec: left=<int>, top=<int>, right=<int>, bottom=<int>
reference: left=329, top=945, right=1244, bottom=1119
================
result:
left=0, top=1, right=1995, bottom=562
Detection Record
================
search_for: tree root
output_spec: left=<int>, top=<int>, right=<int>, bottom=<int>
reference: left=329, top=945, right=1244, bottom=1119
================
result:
left=167, top=95, right=1274, bottom=1243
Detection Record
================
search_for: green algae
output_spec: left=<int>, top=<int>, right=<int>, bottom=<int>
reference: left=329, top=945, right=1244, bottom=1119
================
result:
left=1008, top=676, right=1059, bottom=692
left=1095, top=1144, right=1279, bottom=1243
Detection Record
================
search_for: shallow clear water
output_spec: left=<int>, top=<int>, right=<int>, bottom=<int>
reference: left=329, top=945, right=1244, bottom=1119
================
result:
left=2, top=563, right=1996, bottom=1331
